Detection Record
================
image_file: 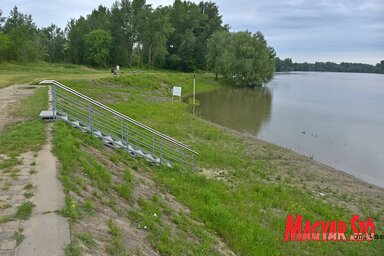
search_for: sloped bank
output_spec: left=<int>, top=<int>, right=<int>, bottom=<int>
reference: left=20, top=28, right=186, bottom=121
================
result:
left=55, top=74, right=384, bottom=255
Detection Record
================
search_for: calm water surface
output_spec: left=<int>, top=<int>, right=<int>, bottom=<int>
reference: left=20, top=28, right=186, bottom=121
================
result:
left=195, top=72, right=384, bottom=187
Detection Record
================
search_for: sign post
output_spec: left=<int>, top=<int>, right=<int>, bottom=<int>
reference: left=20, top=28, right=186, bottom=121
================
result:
left=193, top=75, right=196, bottom=115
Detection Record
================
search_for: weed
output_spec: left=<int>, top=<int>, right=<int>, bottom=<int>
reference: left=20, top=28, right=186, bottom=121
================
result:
left=29, top=168, right=37, bottom=174
left=1, top=181, right=11, bottom=190
left=15, top=202, right=34, bottom=220
left=31, top=161, right=36, bottom=166
left=23, top=183, right=33, bottom=190
left=0, top=157, right=22, bottom=169
left=13, top=227, right=25, bottom=247
left=106, top=219, right=127, bottom=255
left=64, top=242, right=82, bottom=256
left=0, top=203, right=11, bottom=209
left=77, top=233, right=96, bottom=249
left=0, top=216, right=10, bottom=223
left=23, top=191, right=34, bottom=198
left=62, top=196, right=80, bottom=220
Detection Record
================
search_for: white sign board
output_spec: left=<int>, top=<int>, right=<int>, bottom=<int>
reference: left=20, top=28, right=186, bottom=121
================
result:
left=172, top=86, right=182, bottom=97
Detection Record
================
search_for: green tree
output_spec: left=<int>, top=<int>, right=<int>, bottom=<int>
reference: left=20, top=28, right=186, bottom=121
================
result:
left=66, top=17, right=88, bottom=64
left=3, top=6, right=39, bottom=62
left=0, top=9, right=5, bottom=30
left=0, top=33, right=11, bottom=61
left=206, top=31, right=230, bottom=79
left=166, top=0, right=226, bottom=71
left=84, top=29, right=112, bottom=67
left=208, top=31, right=275, bottom=87
left=40, top=24, right=66, bottom=62
left=141, top=7, right=173, bottom=67
left=110, top=0, right=150, bottom=66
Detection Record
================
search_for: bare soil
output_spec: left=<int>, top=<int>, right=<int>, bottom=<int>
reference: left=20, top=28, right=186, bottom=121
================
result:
left=70, top=145, right=235, bottom=256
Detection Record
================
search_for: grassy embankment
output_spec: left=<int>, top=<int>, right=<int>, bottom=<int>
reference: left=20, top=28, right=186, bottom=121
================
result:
left=1, top=63, right=383, bottom=255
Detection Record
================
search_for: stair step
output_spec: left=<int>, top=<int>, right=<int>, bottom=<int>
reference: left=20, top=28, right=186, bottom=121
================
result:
left=127, top=145, right=135, bottom=152
left=59, top=115, right=68, bottom=121
left=93, top=130, right=102, bottom=137
left=135, top=149, right=144, bottom=156
left=104, top=136, right=114, bottom=142
left=155, top=158, right=161, bottom=164
left=145, top=153, right=154, bottom=161
left=71, top=121, right=80, bottom=127
left=114, top=140, right=125, bottom=147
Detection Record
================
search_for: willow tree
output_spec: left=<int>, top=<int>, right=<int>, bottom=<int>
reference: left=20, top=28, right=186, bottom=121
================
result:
left=207, top=31, right=276, bottom=87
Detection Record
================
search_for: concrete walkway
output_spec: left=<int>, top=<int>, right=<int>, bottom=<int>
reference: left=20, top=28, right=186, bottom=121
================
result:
left=16, top=125, right=70, bottom=256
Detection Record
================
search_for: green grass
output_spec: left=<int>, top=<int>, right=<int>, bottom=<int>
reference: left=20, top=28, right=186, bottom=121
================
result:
left=13, top=227, right=25, bottom=246
left=2, top=64, right=372, bottom=254
left=0, top=86, right=48, bottom=155
left=10, top=86, right=49, bottom=117
left=0, top=157, right=21, bottom=169
left=0, top=120, right=45, bottom=155
left=77, top=233, right=96, bottom=250
left=113, top=170, right=133, bottom=200
left=128, top=195, right=220, bottom=255
left=0, top=62, right=110, bottom=88
left=57, top=76, right=384, bottom=255
left=106, top=219, right=127, bottom=255
left=23, top=183, right=33, bottom=190
left=64, top=242, right=82, bottom=256
left=15, top=202, right=34, bottom=220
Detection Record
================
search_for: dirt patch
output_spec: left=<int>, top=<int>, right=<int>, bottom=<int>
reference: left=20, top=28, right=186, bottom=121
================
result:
left=68, top=144, right=235, bottom=256
left=0, top=84, right=36, bottom=132
left=200, top=167, right=230, bottom=181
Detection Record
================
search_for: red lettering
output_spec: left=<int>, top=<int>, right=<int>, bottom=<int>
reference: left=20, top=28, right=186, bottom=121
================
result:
left=321, top=221, right=330, bottom=241
left=302, top=221, right=311, bottom=241
left=328, top=221, right=337, bottom=241
left=350, top=215, right=359, bottom=241
left=311, top=221, right=322, bottom=241
left=284, top=215, right=302, bottom=241
left=337, top=221, right=347, bottom=241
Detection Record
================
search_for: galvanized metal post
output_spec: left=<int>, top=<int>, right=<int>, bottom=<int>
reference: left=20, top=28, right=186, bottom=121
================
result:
left=152, top=133, right=155, bottom=155
left=52, top=84, right=56, bottom=120
left=88, top=102, right=92, bottom=133
left=126, top=123, right=129, bottom=145
left=159, top=140, right=163, bottom=162
left=121, top=120, right=124, bottom=141
left=192, top=153, right=195, bottom=172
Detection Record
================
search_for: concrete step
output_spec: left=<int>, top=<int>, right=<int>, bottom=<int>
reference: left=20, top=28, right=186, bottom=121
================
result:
left=93, top=130, right=102, bottom=137
left=71, top=121, right=80, bottom=127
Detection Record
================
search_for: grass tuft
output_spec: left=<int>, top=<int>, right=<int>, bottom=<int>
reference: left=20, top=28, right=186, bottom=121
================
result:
left=15, top=202, right=34, bottom=220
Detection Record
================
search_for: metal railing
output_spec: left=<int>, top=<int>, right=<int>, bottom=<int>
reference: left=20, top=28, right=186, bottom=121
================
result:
left=40, top=80, right=198, bottom=171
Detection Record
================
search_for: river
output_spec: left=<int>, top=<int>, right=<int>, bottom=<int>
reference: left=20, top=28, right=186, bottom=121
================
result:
left=194, top=72, right=384, bottom=187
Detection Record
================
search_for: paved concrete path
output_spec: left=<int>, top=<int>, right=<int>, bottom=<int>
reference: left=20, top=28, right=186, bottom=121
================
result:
left=16, top=125, right=70, bottom=256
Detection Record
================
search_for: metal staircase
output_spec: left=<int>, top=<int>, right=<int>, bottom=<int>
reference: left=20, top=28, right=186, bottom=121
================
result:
left=39, top=80, right=198, bottom=171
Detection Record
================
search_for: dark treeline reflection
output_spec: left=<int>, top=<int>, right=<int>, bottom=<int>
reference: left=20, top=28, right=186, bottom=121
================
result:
left=194, top=87, right=272, bottom=135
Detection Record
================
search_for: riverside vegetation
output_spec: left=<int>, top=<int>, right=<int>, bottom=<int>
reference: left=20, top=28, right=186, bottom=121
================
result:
left=1, top=63, right=383, bottom=255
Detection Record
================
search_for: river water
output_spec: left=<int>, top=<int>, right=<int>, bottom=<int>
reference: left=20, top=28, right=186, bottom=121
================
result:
left=195, top=72, right=384, bottom=187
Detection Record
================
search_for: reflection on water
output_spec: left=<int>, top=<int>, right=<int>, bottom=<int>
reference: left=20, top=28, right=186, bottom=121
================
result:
left=195, top=87, right=272, bottom=135
left=194, top=72, right=384, bottom=188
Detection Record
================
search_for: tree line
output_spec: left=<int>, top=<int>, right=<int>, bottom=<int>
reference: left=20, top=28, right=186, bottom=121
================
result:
left=275, top=57, right=384, bottom=74
left=0, top=1, right=276, bottom=87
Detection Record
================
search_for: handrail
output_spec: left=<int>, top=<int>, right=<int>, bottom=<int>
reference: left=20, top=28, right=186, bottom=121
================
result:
left=40, top=80, right=198, bottom=155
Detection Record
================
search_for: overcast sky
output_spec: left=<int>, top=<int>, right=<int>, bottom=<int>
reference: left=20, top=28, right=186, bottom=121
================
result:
left=1, top=0, right=383, bottom=64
